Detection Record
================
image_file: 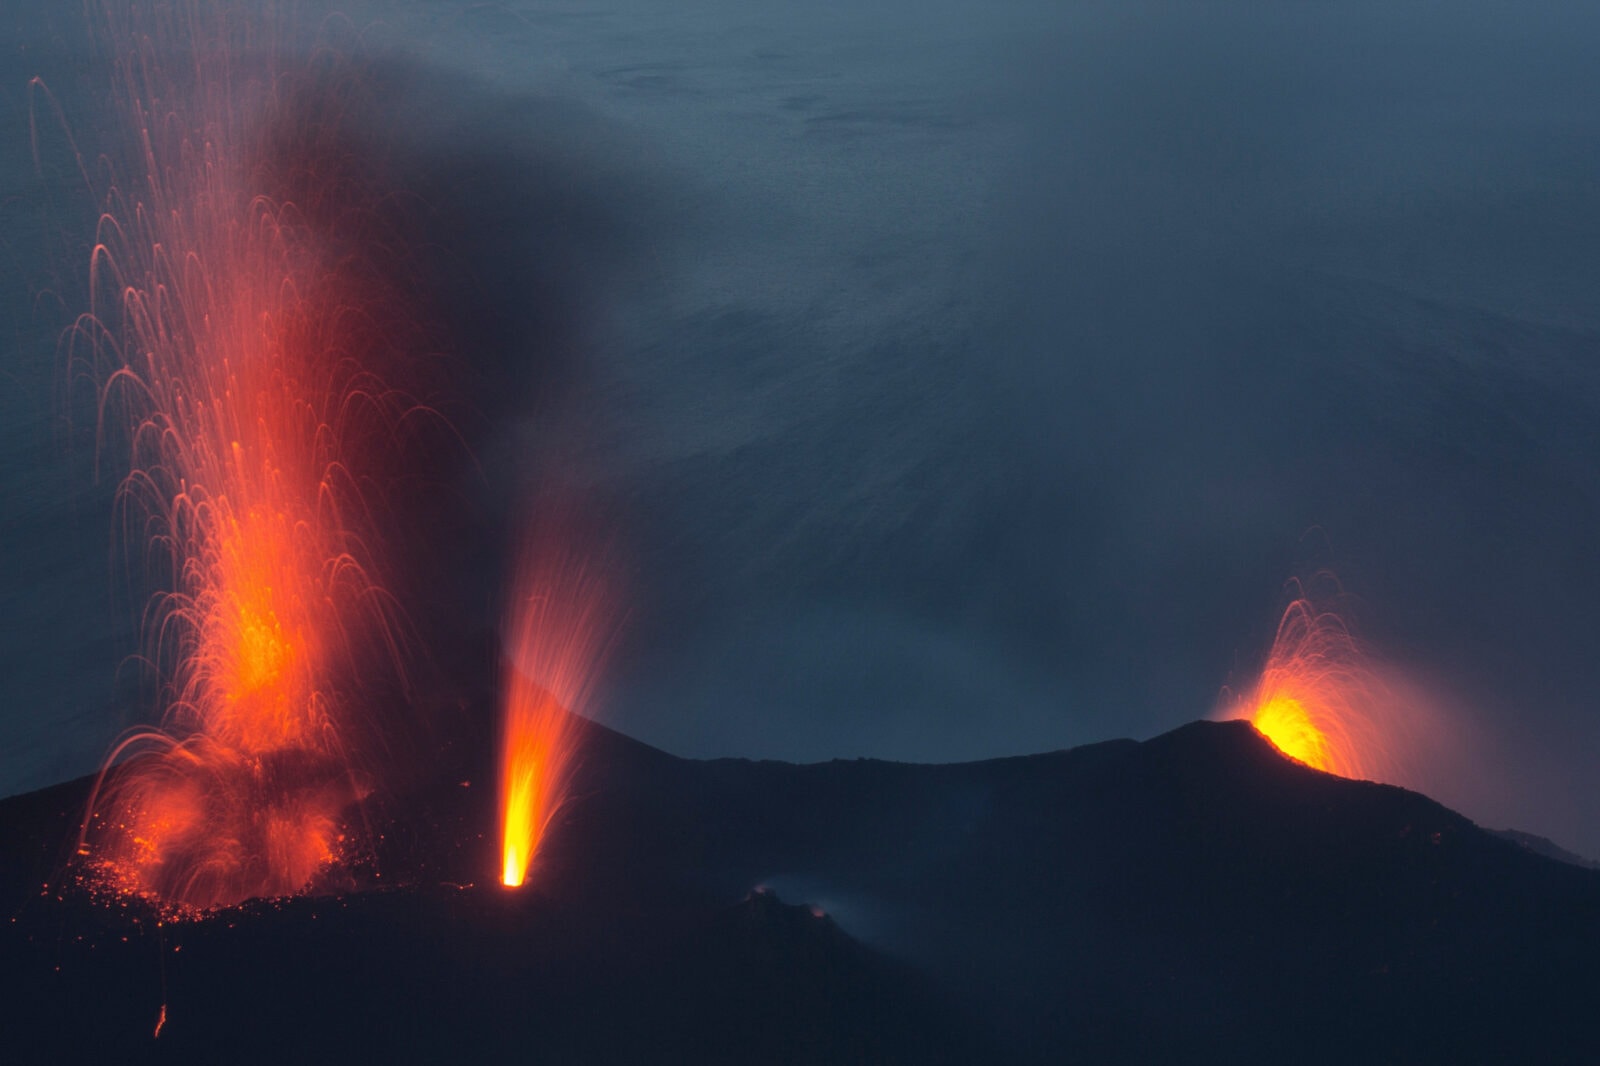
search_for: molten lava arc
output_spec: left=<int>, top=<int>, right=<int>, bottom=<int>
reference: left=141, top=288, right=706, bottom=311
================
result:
left=500, top=683, right=571, bottom=889
left=498, top=533, right=613, bottom=889
left=1220, top=593, right=1393, bottom=781
left=68, top=3, right=429, bottom=910
left=1249, top=695, right=1334, bottom=772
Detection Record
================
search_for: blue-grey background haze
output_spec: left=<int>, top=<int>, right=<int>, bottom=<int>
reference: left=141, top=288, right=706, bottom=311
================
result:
left=3, top=1, right=1600, bottom=855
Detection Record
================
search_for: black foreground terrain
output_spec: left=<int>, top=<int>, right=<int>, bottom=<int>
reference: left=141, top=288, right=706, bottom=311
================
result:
left=3, top=717, right=1596, bottom=1064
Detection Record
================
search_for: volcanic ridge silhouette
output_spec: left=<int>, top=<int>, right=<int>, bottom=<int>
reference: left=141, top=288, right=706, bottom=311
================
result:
left=2, top=717, right=1596, bottom=1064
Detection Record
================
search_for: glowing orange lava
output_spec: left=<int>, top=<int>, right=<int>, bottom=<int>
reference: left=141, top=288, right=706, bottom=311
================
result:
left=500, top=681, right=571, bottom=889
left=67, top=3, right=425, bottom=910
left=1249, top=695, right=1336, bottom=773
left=499, top=531, right=612, bottom=889
left=1220, top=593, right=1390, bottom=780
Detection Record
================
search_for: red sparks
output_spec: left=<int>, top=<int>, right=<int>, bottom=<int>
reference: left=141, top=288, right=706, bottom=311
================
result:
left=70, top=4, right=427, bottom=911
left=1220, top=590, right=1415, bottom=784
left=499, top=529, right=613, bottom=889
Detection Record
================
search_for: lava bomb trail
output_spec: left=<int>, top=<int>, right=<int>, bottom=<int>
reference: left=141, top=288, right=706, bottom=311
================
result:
left=1217, top=580, right=1446, bottom=791
left=499, top=518, right=615, bottom=890
left=69, top=1, right=439, bottom=911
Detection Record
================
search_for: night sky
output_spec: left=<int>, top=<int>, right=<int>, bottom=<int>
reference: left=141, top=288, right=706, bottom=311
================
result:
left=3, top=1, right=1600, bottom=857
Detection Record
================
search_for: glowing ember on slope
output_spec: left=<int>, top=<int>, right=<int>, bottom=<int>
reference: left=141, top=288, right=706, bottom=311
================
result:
left=65, top=3, right=428, bottom=910
left=499, top=529, right=614, bottom=889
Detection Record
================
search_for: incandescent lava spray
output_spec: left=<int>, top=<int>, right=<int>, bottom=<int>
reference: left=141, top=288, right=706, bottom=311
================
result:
left=68, top=2, right=436, bottom=910
left=1218, top=584, right=1438, bottom=785
left=498, top=525, right=614, bottom=889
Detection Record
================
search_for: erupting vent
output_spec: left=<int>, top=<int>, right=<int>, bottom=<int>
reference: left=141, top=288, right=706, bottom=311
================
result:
left=498, top=529, right=613, bottom=889
left=71, top=3, right=429, bottom=911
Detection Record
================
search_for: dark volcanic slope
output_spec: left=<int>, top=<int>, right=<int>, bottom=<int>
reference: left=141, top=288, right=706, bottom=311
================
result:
left=3, top=719, right=1597, bottom=1064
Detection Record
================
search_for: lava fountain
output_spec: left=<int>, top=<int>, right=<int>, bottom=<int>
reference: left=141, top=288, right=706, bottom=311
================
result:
left=67, top=3, right=430, bottom=909
left=499, top=528, right=613, bottom=889
left=1219, top=590, right=1401, bottom=781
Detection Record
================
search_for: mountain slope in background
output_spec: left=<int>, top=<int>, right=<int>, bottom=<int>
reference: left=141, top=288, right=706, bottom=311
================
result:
left=3, top=718, right=1596, bottom=1064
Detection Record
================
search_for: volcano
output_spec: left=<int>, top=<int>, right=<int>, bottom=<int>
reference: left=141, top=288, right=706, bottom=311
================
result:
left=2, top=716, right=1596, bottom=1065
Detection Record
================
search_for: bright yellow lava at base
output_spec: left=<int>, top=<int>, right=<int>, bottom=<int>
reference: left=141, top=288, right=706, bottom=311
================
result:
left=499, top=681, right=573, bottom=889
left=496, top=529, right=612, bottom=891
left=500, top=732, right=538, bottom=887
left=1249, top=695, right=1334, bottom=772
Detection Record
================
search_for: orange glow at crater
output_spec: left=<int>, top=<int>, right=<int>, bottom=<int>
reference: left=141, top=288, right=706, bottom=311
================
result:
left=1249, top=695, right=1336, bottom=773
left=500, top=683, right=569, bottom=889
left=1210, top=579, right=1483, bottom=819
left=1220, top=591, right=1394, bottom=782
left=67, top=3, right=428, bottom=911
left=499, top=530, right=613, bottom=889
